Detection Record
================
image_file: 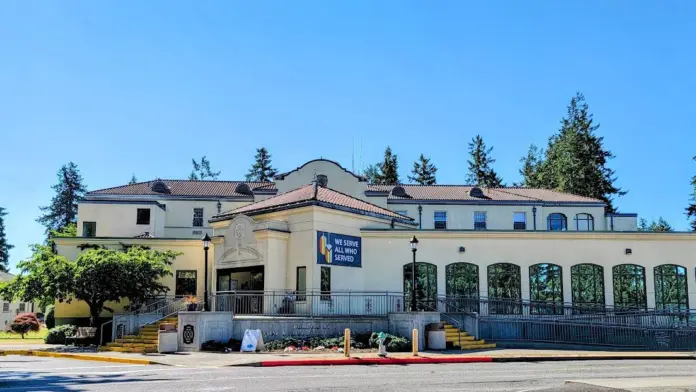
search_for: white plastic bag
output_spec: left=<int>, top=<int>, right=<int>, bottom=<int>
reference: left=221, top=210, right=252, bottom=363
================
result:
left=240, top=329, right=264, bottom=352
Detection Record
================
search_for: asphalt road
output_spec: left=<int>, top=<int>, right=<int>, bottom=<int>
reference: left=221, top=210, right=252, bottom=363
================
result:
left=2, top=357, right=696, bottom=391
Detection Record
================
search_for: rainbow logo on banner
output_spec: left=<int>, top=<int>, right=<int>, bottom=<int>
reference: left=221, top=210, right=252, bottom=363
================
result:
left=317, top=231, right=362, bottom=268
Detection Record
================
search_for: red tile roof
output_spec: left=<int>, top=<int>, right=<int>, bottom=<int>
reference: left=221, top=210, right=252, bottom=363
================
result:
left=366, top=184, right=604, bottom=204
left=88, top=180, right=277, bottom=198
left=212, top=184, right=414, bottom=222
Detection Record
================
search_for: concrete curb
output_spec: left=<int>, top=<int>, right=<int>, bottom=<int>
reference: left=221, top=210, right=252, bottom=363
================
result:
left=0, top=350, right=160, bottom=365
left=249, top=354, right=696, bottom=367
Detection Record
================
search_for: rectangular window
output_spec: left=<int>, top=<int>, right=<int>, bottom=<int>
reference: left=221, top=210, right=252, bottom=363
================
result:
left=513, top=212, right=526, bottom=230
left=320, top=267, right=331, bottom=301
left=18, top=303, right=25, bottom=312
left=394, top=210, right=408, bottom=217
left=434, top=211, right=447, bottom=230
left=175, top=270, right=197, bottom=297
left=192, top=208, right=204, bottom=227
left=83, top=222, right=96, bottom=237
left=296, top=267, right=307, bottom=301
left=2, top=303, right=9, bottom=312
left=474, top=211, right=487, bottom=230
left=136, top=208, right=151, bottom=225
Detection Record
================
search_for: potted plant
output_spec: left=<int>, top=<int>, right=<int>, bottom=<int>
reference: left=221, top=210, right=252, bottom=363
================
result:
left=185, top=296, right=198, bottom=311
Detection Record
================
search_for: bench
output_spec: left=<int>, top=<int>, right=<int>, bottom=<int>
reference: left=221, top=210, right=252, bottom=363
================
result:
left=65, top=327, right=97, bottom=346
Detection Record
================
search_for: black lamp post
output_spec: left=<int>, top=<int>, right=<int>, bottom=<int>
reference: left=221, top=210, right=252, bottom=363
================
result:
left=409, top=235, right=419, bottom=312
left=202, top=233, right=211, bottom=312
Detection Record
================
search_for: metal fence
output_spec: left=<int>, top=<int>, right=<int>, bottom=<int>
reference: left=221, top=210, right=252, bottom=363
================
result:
left=210, top=291, right=407, bottom=317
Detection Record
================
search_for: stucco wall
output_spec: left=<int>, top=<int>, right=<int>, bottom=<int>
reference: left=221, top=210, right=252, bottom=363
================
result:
left=275, top=160, right=368, bottom=201
left=77, top=202, right=166, bottom=237
left=163, top=200, right=251, bottom=238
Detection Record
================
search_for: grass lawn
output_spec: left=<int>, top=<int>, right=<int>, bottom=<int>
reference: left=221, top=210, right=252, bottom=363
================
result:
left=0, top=327, right=48, bottom=340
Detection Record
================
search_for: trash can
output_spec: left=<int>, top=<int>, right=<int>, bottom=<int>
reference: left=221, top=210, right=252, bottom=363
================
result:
left=158, top=322, right=178, bottom=353
left=425, top=322, right=446, bottom=350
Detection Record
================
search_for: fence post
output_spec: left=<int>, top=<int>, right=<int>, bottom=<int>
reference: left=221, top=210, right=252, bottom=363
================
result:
left=344, top=328, right=351, bottom=357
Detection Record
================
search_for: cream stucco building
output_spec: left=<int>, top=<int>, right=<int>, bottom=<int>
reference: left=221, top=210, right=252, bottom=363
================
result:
left=54, top=159, right=695, bottom=325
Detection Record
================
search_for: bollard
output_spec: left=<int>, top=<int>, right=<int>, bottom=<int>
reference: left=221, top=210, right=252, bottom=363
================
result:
left=412, top=328, right=419, bottom=356
left=344, top=328, right=351, bottom=357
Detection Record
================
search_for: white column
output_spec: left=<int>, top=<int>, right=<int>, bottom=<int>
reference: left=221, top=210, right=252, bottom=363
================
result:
left=645, top=266, right=656, bottom=309
left=520, top=264, right=530, bottom=301
left=562, top=265, right=573, bottom=304
left=604, top=265, right=614, bottom=308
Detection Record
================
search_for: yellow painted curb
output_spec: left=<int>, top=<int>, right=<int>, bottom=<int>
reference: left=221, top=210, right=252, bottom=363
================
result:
left=0, top=350, right=158, bottom=365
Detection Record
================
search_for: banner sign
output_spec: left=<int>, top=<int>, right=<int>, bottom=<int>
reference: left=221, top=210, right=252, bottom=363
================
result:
left=317, top=231, right=362, bottom=268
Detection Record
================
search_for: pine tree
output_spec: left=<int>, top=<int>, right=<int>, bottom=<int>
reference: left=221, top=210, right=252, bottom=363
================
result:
left=466, top=135, right=503, bottom=187
left=536, top=92, right=625, bottom=212
left=362, top=164, right=381, bottom=184
left=638, top=217, right=673, bottom=232
left=518, top=144, right=543, bottom=187
left=686, top=156, right=696, bottom=231
left=0, top=207, right=13, bottom=272
left=246, top=147, right=277, bottom=182
left=37, top=162, right=87, bottom=234
left=408, top=154, right=437, bottom=185
left=128, top=174, right=138, bottom=185
left=189, top=156, right=221, bottom=180
left=376, top=147, right=399, bottom=185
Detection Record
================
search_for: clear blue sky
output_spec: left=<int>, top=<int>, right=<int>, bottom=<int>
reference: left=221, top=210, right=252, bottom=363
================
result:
left=1, top=1, right=695, bottom=272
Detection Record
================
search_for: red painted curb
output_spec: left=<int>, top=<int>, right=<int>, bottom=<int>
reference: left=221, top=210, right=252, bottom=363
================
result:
left=259, top=356, right=494, bottom=367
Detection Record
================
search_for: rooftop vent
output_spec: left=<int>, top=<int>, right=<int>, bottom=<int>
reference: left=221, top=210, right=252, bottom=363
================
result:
left=151, top=181, right=171, bottom=194
left=390, top=186, right=409, bottom=198
left=316, top=174, right=328, bottom=187
left=235, top=183, right=253, bottom=196
left=469, top=187, right=484, bottom=198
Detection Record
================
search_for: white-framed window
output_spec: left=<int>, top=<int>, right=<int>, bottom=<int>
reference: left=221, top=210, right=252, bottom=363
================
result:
left=434, top=211, right=447, bottom=230
left=513, top=212, right=526, bottom=230
left=193, top=208, right=204, bottom=227
left=474, top=211, right=487, bottom=230
left=18, top=303, right=25, bottom=312
left=394, top=210, right=408, bottom=217
left=2, top=302, right=9, bottom=312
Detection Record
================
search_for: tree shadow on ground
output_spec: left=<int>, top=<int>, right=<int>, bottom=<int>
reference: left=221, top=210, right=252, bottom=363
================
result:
left=0, top=370, right=170, bottom=392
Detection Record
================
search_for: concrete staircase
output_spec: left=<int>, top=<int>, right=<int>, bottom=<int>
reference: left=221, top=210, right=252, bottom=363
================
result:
left=99, top=316, right=178, bottom=354
left=444, top=323, right=496, bottom=350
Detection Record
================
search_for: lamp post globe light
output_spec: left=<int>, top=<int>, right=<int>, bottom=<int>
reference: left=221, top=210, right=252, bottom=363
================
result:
left=202, top=233, right=211, bottom=312
left=409, top=235, right=419, bottom=312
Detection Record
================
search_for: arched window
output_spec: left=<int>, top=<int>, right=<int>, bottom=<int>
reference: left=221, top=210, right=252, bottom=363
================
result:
left=487, top=263, right=521, bottom=314
left=446, top=263, right=479, bottom=312
left=403, top=263, right=437, bottom=311
left=529, top=263, right=563, bottom=315
left=547, top=213, right=567, bottom=231
left=612, top=264, right=647, bottom=310
left=571, top=264, right=605, bottom=313
left=654, top=264, right=688, bottom=311
left=574, top=213, right=595, bottom=231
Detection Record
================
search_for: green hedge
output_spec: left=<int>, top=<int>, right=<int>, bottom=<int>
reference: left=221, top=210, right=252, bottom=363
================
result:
left=45, top=324, right=77, bottom=344
left=262, top=332, right=411, bottom=352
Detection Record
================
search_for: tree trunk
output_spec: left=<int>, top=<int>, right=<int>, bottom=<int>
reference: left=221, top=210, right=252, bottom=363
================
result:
left=89, top=305, right=101, bottom=328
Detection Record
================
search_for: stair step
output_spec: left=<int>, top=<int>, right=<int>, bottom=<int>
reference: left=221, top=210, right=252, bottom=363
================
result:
left=451, top=339, right=486, bottom=347
left=445, top=335, right=476, bottom=342
left=460, top=343, right=496, bottom=350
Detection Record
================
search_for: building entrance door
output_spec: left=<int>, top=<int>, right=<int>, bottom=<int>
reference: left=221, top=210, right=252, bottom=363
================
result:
left=216, top=266, right=264, bottom=314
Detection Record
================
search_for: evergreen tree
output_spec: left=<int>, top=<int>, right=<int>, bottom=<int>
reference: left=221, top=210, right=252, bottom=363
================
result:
left=518, top=144, right=543, bottom=187
left=466, top=135, right=503, bottom=187
left=686, top=156, right=696, bottom=231
left=362, top=164, right=381, bottom=184
left=376, top=146, right=399, bottom=185
left=408, top=154, right=437, bottom=185
left=0, top=207, right=13, bottom=272
left=246, top=147, right=277, bottom=182
left=128, top=174, right=138, bottom=185
left=37, top=162, right=87, bottom=234
left=638, top=217, right=673, bottom=232
left=536, top=92, right=625, bottom=212
left=189, top=156, right=221, bottom=180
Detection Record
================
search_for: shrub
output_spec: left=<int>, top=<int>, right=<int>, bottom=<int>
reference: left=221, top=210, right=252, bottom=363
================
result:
left=227, top=338, right=242, bottom=351
left=201, top=340, right=227, bottom=352
left=45, top=305, right=55, bottom=329
left=261, top=332, right=411, bottom=352
left=9, top=313, right=41, bottom=338
left=45, top=324, right=77, bottom=344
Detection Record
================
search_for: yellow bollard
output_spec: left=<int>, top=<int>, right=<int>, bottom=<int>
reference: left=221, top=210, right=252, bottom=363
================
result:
left=344, top=328, right=351, bottom=357
left=412, top=328, right=419, bottom=356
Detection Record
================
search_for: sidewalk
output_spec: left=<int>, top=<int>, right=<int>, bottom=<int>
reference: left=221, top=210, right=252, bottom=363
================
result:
left=3, top=348, right=693, bottom=367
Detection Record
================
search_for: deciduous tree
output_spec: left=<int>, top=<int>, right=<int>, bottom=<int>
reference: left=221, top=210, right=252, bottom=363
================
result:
left=9, top=313, right=40, bottom=339
left=408, top=154, right=437, bottom=185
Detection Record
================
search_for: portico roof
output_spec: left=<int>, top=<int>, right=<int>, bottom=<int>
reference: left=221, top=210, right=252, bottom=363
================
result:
left=210, top=183, right=415, bottom=224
